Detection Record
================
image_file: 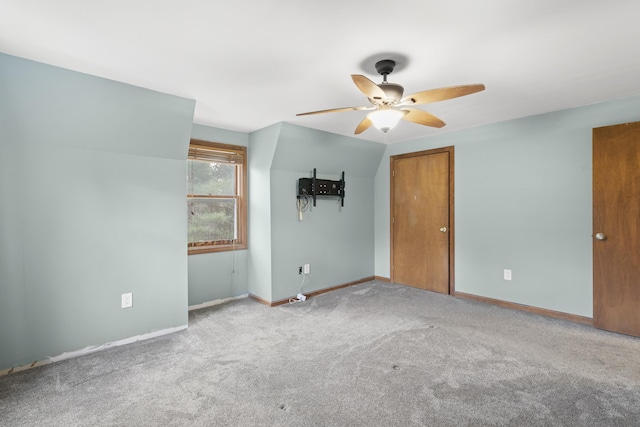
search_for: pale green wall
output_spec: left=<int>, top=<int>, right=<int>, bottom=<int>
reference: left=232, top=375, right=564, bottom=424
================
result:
left=192, top=122, right=384, bottom=304
left=5, top=51, right=637, bottom=371
left=247, top=124, right=281, bottom=301
left=0, top=53, right=195, bottom=370
left=267, top=123, right=385, bottom=301
left=187, top=124, right=249, bottom=306
left=374, top=94, right=640, bottom=318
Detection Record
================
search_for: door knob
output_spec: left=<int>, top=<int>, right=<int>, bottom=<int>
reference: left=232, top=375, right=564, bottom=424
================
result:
left=594, top=232, right=606, bottom=240
left=440, top=227, right=447, bottom=232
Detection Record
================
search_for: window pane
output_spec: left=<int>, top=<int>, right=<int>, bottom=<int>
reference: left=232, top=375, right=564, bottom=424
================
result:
left=187, top=160, right=236, bottom=195
left=188, top=198, right=236, bottom=243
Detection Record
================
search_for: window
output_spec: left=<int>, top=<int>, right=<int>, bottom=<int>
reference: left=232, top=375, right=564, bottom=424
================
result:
left=187, top=139, right=247, bottom=254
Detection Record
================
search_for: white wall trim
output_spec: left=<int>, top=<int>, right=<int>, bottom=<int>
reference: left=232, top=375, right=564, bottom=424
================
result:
left=1, top=325, right=188, bottom=377
left=188, top=293, right=248, bottom=311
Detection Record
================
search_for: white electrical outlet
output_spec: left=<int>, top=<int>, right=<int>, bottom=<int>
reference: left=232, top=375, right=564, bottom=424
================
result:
left=504, top=269, right=512, bottom=281
left=303, top=264, right=310, bottom=274
left=121, top=292, right=133, bottom=308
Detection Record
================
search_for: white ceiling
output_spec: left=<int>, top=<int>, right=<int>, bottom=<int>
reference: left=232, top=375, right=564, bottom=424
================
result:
left=2, top=0, right=640, bottom=144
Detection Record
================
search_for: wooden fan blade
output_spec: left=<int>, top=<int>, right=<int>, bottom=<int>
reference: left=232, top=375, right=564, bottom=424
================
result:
left=401, top=108, right=446, bottom=128
left=296, top=106, right=371, bottom=116
left=400, top=84, right=485, bottom=106
left=352, top=75, right=387, bottom=101
left=355, top=117, right=372, bottom=134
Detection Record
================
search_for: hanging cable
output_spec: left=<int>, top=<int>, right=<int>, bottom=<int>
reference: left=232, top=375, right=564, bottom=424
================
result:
left=297, top=272, right=306, bottom=296
left=229, top=237, right=235, bottom=296
left=297, top=188, right=310, bottom=221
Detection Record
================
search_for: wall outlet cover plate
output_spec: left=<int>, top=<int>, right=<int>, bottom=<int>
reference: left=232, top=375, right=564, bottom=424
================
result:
left=121, top=292, right=133, bottom=308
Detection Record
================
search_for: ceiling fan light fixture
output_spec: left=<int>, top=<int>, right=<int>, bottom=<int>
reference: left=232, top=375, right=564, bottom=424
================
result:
left=296, top=58, right=485, bottom=135
left=368, top=109, right=406, bottom=133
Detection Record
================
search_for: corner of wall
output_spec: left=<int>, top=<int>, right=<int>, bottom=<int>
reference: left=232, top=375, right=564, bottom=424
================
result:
left=246, top=123, right=282, bottom=301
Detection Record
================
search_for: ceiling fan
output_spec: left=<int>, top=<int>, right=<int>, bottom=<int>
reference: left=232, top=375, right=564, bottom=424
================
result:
left=296, top=59, right=485, bottom=134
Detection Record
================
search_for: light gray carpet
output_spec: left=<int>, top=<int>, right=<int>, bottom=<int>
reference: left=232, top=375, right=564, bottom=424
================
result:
left=2, top=281, right=640, bottom=426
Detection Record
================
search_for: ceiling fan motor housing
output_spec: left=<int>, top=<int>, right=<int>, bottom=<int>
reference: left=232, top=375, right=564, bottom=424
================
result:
left=374, top=59, right=404, bottom=103
left=378, top=83, right=404, bottom=104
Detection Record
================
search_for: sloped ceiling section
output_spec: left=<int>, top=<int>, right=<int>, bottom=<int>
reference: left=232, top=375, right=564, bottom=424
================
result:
left=271, top=123, right=385, bottom=177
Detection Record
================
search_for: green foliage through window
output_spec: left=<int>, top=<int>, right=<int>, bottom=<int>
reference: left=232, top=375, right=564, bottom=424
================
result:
left=187, top=140, right=246, bottom=253
left=188, top=197, right=236, bottom=242
left=187, top=161, right=235, bottom=196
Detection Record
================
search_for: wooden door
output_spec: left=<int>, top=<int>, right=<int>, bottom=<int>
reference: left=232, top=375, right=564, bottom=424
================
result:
left=391, top=147, right=454, bottom=294
left=593, top=121, right=640, bottom=337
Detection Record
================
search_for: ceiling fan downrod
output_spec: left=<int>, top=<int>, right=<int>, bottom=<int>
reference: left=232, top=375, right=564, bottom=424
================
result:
left=375, top=59, right=396, bottom=84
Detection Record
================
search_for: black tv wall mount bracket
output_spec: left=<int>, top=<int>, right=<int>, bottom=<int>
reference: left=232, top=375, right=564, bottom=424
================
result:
left=297, top=168, right=345, bottom=207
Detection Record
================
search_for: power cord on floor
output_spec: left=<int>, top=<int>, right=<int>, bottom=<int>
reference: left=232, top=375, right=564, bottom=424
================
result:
left=288, top=272, right=307, bottom=304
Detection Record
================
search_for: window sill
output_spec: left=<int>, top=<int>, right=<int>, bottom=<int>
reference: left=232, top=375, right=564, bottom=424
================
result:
left=188, top=243, right=247, bottom=255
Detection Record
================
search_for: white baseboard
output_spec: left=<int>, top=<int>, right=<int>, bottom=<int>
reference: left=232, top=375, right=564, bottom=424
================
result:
left=2, top=294, right=249, bottom=376
left=1, top=324, right=188, bottom=377
left=188, top=293, right=248, bottom=311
